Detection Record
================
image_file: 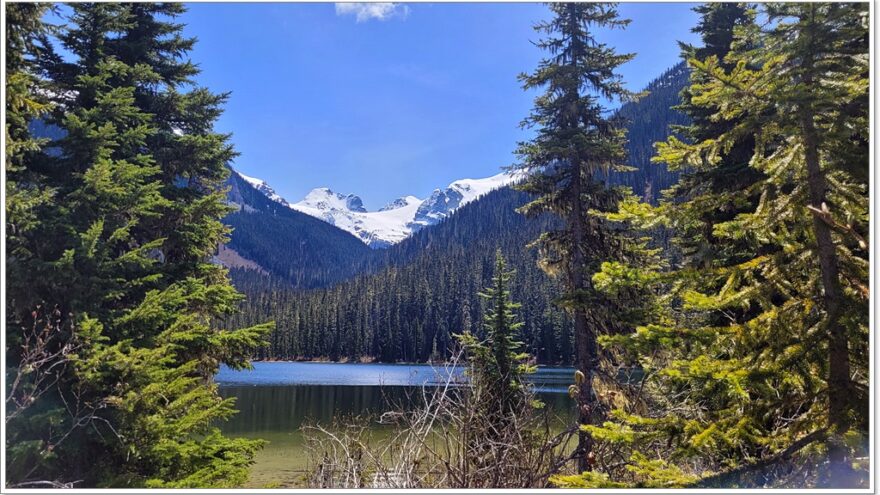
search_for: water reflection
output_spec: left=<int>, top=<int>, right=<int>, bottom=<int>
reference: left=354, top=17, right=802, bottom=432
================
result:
left=221, top=384, right=574, bottom=434
left=216, top=363, right=577, bottom=487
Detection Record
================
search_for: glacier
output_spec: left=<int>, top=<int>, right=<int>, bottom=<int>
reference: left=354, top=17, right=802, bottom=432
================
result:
left=233, top=169, right=524, bottom=248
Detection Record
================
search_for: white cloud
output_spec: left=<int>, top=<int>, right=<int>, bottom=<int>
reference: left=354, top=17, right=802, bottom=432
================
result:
left=335, top=3, right=409, bottom=22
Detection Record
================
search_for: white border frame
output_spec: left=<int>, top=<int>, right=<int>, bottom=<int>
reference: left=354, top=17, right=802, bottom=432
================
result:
left=0, top=0, right=875, bottom=493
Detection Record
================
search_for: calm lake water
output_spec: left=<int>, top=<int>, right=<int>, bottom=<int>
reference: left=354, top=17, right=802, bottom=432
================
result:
left=216, top=362, right=576, bottom=488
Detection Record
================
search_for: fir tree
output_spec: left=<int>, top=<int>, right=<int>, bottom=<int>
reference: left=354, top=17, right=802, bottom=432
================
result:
left=556, top=2, right=868, bottom=488
left=513, top=2, right=634, bottom=472
left=6, top=3, right=272, bottom=487
left=456, top=250, right=536, bottom=431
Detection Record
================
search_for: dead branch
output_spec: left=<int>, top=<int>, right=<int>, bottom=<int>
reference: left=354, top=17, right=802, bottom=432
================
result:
left=807, top=203, right=868, bottom=251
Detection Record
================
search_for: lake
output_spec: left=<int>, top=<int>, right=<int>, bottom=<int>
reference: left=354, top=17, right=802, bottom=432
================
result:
left=216, top=362, right=577, bottom=487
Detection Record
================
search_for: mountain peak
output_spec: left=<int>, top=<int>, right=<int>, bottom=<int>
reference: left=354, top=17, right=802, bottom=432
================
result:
left=379, top=195, right=421, bottom=212
left=241, top=169, right=522, bottom=248
left=300, top=187, right=366, bottom=213
left=234, top=170, right=289, bottom=207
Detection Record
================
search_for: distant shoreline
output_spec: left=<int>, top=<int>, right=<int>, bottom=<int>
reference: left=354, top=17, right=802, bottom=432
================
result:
left=250, top=357, right=444, bottom=366
left=248, top=358, right=576, bottom=369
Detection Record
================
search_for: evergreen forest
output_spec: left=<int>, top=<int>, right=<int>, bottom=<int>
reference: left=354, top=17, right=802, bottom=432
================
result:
left=4, top=2, right=871, bottom=490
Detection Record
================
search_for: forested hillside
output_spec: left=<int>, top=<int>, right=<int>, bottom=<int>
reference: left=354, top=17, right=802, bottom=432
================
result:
left=226, top=62, right=688, bottom=363
left=229, top=188, right=573, bottom=363
left=223, top=171, right=374, bottom=288
left=611, top=62, right=690, bottom=203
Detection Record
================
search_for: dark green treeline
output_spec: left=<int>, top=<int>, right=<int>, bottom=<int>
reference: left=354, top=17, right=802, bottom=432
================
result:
left=225, top=63, right=689, bottom=364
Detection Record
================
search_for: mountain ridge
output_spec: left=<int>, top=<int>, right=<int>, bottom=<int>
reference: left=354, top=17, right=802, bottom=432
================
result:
left=235, top=169, right=524, bottom=248
left=223, top=171, right=374, bottom=288
left=224, top=61, right=691, bottom=362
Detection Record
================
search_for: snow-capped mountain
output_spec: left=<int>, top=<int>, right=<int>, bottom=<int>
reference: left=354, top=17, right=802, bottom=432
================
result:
left=296, top=188, right=367, bottom=215
left=289, top=188, right=419, bottom=248
left=232, top=169, right=523, bottom=248
left=379, top=196, right=420, bottom=212
left=236, top=171, right=290, bottom=207
left=412, top=173, right=518, bottom=228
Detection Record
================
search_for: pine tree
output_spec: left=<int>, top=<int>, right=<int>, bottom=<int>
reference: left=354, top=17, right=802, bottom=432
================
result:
left=513, top=2, right=634, bottom=471
left=6, top=3, right=272, bottom=487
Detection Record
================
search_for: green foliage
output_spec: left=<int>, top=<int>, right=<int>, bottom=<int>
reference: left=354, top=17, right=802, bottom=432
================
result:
left=551, top=470, right=626, bottom=488
left=553, top=452, right=698, bottom=488
left=5, top=2, right=55, bottom=276
left=6, top=3, right=271, bottom=488
left=225, top=61, right=687, bottom=366
left=456, top=251, right=538, bottom=425
left=560, top=2, right=869, bottom=489
left=513, top=2, right=641, bottom=469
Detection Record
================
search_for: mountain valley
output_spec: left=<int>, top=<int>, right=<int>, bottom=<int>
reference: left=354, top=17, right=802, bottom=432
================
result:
left=236, top=169, right=525, bottom=248
left=220, top=62, right=690, bottom=363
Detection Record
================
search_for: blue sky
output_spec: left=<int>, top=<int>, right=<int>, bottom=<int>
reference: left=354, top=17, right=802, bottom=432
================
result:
left=103, top=3, right=704, bottom=209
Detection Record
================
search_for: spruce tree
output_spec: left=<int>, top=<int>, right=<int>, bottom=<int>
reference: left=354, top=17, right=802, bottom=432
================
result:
left=513, top=2, right=634, bottom=471
left=456, top=250, right=535, bottom=430
left=6, top=3, right=272, bottom=487
left=555, top=2, right=868, bottom=488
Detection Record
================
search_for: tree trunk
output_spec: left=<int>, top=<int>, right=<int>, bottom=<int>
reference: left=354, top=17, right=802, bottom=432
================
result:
left=565, top=3, right=599, bottom=473
left=801, top=108, right=852, bottom=487
left=573, top=311, right=596, bottom=474
left=798, top=47, right=852, bottom=485
left=569, top=165, right=596, bottom=473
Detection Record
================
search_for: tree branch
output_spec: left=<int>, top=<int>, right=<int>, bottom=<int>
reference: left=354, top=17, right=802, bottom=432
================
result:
left=689, top=429, right=828, bottom=488
left=807, top=203, right=868, bottom=251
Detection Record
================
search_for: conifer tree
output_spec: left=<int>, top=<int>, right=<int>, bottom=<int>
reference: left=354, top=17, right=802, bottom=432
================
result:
left=513, top=2, right=634, bottom=471
left=666, top=3, right=762, bottom=270
left=457, top=250, right=535, bottom=430
left=5, top=3, right=66, bottom=485
left=6, top=3, right=272, bottom=487
left=454, top=251, right=543, bottom=486
left=5, top=3, right=54, bottom=290
left=670, top=4, right=866, bottom=486
left=555, top=2, right=868, bottom=488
